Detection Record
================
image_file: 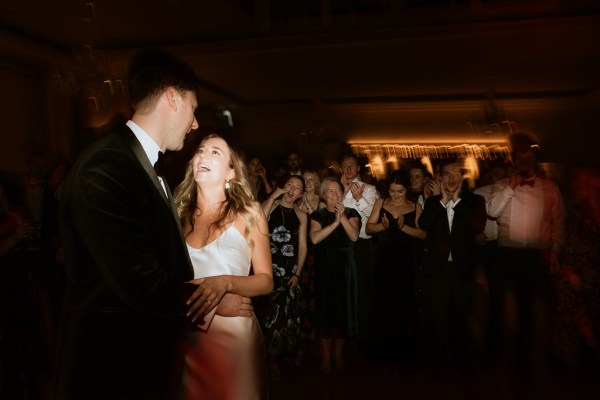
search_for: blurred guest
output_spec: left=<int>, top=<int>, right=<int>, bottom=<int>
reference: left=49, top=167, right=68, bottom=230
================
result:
left=1, top=181, right=43, bottom=399
left=271, top=162, right=289, bottom=189
left=40, top=161, right=70, bottom=325
left=259, top=175, right=308, bottom=379
left=418, top=158, right=487, bottom=372
left=0, top=182, right=36, bottom=257
left=286, top=149, right=303, bottom=176
left=423, top=163, right=442, bottom=202
left=299, top=170, right=325, bottom=215
left=310, top=176, right=360, bottom=373
left=318, top=165, right=336, bottom=181
left=298, top=170, right=325, bottom=338
left=408, top=162, right=431, bottom=209
left=365, top=170, right=426, bottom=362
left=552, top=166, right=600, bottom=369
left=472, top=164, right=506, bottom=356
left=340, top=154, right=378, bottom=352
left=247, top=156, right=273, bottom=202
left=20, top=151, right=49, bottom=230
left=473, top=165, right=506, bottom=247
left=486, top=133, right=565, bottom=378
left=35, top=160, right=70, bottom=390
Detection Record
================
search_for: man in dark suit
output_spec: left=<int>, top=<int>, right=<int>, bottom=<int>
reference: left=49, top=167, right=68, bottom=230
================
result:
left=54, top=49, right=251, bottom=400
left=418, top=158, right=487, bottom=372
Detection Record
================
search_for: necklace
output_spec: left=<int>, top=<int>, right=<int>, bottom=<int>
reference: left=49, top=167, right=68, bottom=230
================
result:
left=302, top=195, right=314, bottom=213
left=280, top=204, right=294, bottom=212
left=278, top=204, right=294, bottom=227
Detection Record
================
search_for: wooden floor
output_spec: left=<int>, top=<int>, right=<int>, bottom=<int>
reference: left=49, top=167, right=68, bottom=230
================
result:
left=269, top=339, right=600, bottom=400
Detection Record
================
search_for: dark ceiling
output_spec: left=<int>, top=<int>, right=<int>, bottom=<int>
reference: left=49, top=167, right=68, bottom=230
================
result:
left=1, top=0, right=600, bottom=108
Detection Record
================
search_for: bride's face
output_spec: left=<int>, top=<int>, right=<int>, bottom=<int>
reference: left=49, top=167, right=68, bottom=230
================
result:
left=192, top=136, right=234, bottom=187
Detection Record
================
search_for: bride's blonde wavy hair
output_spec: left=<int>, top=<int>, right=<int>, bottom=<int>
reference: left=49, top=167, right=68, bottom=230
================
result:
left=173, top=133, right=262, bottom=247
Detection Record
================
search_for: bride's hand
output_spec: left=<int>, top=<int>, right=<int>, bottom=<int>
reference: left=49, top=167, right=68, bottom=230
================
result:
left=186, top=276, right=231, bottom=323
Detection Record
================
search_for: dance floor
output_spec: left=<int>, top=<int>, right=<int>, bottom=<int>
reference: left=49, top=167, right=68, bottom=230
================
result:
left=270, top=339, right=599, bottom=400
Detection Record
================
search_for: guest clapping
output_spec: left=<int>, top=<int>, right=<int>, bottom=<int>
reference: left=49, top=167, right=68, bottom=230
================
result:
left=310, top=176, right=360, bottom=374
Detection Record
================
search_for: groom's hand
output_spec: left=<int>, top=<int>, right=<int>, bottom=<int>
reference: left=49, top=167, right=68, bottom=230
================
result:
left=216, top=294, right=253, bottom=317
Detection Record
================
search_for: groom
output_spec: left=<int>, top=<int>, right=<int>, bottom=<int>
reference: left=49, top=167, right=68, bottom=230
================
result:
left=54, top=49, right=252, bottom=400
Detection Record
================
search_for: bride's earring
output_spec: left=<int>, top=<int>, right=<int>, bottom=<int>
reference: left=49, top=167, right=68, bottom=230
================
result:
left=225, top=180, right=231, bottom=189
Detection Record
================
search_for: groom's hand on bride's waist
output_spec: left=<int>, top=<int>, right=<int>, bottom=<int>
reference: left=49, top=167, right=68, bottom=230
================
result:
left=215, top=294, right=253, bottom=317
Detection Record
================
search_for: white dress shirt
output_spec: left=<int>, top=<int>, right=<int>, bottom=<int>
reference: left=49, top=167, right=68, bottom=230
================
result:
left=486, top=177, right=565, bottom=251
left=441, top=198, right=461, bottom=261
left=126, top=120, right=168, bottom=197
left=342, top=178, right=378, bottom=239
left=474, top=184, right=498, bottom=241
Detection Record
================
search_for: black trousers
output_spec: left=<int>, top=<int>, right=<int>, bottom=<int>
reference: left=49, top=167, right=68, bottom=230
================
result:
left=354, top=238, right=373, bottom=346
left=422, top=261, right=476, bottom=372
left=486, top=246, right=551, bottom=371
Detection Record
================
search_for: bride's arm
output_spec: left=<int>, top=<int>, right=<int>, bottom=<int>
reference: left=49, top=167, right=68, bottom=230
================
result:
left=228, top=206, right=273, bottom=296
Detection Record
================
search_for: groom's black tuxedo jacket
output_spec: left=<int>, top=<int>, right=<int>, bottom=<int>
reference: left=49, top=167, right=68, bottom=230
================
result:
left=55, top=125, right=194, bottom=400
left=418, top=192, right=487, bottom=281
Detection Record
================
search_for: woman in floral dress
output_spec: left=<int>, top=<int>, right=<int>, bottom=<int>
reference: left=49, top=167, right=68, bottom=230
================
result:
left=259, top=175, right=308, bottom=379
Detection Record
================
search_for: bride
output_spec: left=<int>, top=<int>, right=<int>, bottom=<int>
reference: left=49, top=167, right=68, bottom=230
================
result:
left=174, top=134, right=273, bottom=400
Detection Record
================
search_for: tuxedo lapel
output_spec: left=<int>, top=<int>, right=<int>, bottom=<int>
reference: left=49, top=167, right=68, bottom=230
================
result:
left=163, top=179, right=186, bottom=232
left=122, top=128, right=170, bottom=205
left=121, top=127, right=193, bottom=268
left=121, top=128, right=180, bottom=222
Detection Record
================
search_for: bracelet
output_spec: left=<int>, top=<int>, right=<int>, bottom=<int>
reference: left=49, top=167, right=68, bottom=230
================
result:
left=293, top=274, right=301, bottom=279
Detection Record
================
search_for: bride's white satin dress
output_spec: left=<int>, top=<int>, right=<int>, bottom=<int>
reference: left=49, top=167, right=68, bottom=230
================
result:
left=183, top=226, right=266, bottom=400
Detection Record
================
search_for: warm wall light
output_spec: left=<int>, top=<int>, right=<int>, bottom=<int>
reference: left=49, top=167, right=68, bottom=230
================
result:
left=350, top=142, right=509, bottom=179
left=350, top=143, right=509, bottom=160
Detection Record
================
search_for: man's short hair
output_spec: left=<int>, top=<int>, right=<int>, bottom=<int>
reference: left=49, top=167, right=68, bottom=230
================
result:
left=128, top=48, right=199, bottom=112
left=340, top=153, right=359, bottom=164
left=438, top=157, right=464, bottom=173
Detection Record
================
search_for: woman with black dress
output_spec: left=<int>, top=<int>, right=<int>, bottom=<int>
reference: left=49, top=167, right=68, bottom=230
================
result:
left=366, top=170, right=426, bottom=362
left=310, top=176, right=360, bottom=373
left=298, top=170, right=325, bottom=338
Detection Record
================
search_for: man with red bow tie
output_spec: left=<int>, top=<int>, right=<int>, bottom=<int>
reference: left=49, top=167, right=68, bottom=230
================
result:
left=485, top=133, right=565, bottom=382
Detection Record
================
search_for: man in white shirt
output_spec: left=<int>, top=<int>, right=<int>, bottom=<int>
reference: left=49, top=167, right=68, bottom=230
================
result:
left=340, top=154, right=378, bottom=352
left=473, top=165, right=506, bottom=318
left=473, top=165, right=506, bottom=246
left=486, top=133, right=565, bottom=375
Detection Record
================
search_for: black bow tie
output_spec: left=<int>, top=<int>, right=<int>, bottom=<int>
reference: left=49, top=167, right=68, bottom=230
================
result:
left=154, top=151, right=166, bottom=178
